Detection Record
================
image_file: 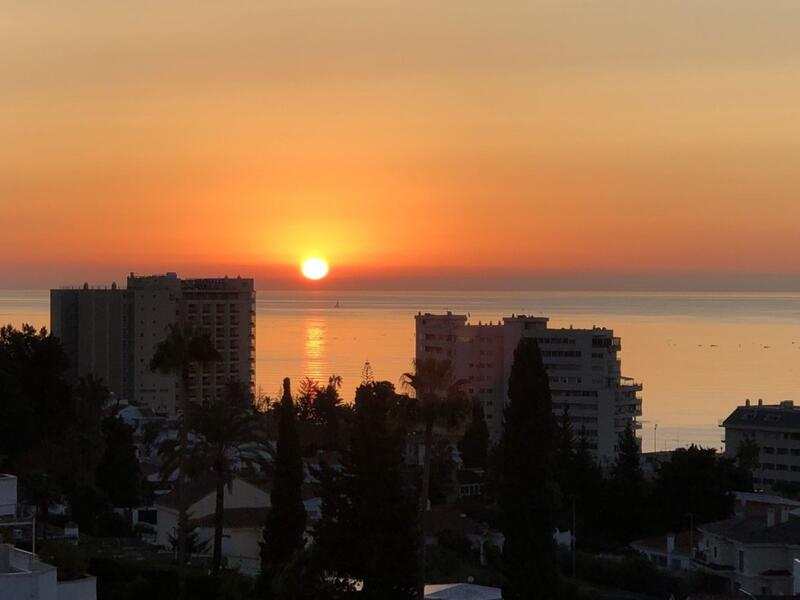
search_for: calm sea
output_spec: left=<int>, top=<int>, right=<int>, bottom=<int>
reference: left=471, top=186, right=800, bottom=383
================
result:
left=4, top=289, right=800, bottom=453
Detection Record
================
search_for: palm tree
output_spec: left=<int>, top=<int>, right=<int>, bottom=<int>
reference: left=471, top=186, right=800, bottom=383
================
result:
left=185, top=381, right=269, bottom=574
left=150, top=323, right=220, bottom=599
left=400, top=357, right=468, bottom=599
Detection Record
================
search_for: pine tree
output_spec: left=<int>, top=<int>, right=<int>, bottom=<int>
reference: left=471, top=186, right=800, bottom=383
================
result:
left=458, top=401, right=490, bottom=470
left=261, top=379, right=307, bottom=583
left=497, top=338, right=560, bottom=599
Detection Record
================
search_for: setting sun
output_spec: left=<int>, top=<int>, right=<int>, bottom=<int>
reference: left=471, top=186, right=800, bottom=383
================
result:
left=301, top=257, right=329, bottom=280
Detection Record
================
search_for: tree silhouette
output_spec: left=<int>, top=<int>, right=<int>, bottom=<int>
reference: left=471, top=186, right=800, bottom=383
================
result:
left=150, top=323, right=219, bottom=599
left=96, top=416, right=141, bottom=508
left=497, top=338, right=560, bottom=599
left=261, top=378, right=306, bottom=587
left=458, top=401, right=490, bottom=470
left=607, top=422, right=647, bottom=543
left=400, top=357, right=468, bottom=599
left=314, top=380, right=417, bottom=599
left=183, top=381, right=268, bottom=574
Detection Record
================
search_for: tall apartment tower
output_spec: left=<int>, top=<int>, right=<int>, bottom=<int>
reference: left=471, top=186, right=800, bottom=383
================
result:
left=51, top=273, right=255, bottom=417
left=415, top=313, right=642, bottom=463
left=50, top=283, right=131, bottom=401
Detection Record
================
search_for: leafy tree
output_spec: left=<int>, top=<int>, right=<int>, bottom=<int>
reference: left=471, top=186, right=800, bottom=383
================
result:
left=653, top=445, right=751, bottom=532
left=606, top=423, right=647, bottom=543
left=314, top=380, right=417, bottom=599
left=736, top=436, right=760, bottom=474
left=150, top=323, right=219, bottom=600
left=169, top=524, right=211, bottom=556
left=296, top=377, right=319, bottom=422
left=400, top=357, right=468, bottom=598
left=261, top=379, right=306, bottom=584
left=458, top=401, right=490, bottom=470
left=313, top=375, right=344, bottom=448
left=185, top=381, right=268, bottom=574
left=497, top=338, right=560, bottom=599
left=96, top=416, right=141, bottom=508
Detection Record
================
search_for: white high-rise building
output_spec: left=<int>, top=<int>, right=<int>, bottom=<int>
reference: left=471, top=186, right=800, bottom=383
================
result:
left=415, top=313, right=642, bottom=463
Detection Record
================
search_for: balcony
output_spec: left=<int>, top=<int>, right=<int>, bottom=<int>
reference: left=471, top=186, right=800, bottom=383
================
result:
left=613, top=376, right=642, bottom=391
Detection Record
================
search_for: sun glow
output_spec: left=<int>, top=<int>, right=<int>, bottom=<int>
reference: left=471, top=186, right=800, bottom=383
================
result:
left=301, top=257, right=329, bottom=280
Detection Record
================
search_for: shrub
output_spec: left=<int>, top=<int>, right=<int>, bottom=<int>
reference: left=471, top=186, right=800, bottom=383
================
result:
left=39, top=540, right=88, bottom=581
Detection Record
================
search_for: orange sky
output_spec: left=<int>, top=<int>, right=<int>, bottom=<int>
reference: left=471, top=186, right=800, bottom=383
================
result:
left=2, top=2, right=800, bottom=289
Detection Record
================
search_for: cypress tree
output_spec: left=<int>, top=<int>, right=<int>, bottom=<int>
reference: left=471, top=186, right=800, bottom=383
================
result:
left=497, top=338, right=560, bottom=599
left=261, top=378, right=307, bottom=580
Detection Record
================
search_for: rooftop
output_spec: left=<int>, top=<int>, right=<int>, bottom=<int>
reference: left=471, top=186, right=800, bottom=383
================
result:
left=723, top=402, right=800, bottom=430
left=699, top=514, right=800, bottom=545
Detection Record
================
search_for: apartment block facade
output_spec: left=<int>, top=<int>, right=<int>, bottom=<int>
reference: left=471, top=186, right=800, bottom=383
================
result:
left=415, top=313, right=642, bottom=462
left=723, top=400, right=800, bottom=488
left=51, top=272, right=255, bottom=416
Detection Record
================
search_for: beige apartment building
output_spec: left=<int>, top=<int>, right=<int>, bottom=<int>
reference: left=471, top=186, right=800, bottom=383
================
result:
left=51, top=272, right=255, bottom=416
left=415, top=313, right=642, bottom=463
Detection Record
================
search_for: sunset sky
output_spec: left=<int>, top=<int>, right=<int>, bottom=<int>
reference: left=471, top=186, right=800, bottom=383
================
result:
left=3, top=1, right=800, bottom=289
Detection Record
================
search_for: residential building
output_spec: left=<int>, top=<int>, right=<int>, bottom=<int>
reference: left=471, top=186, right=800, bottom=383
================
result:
left=0, top=544, right=97, bottom=600
left=153, top=476, right=319, bottom=575
left=50, top=284, right=130, bottom=400
left=51, top=272, right=255, bottom=416
left=722, top=399, right=800, bottom=488
left=694, top=493, right=800, bottom=596
left=415, top=313, right=642, bottom=462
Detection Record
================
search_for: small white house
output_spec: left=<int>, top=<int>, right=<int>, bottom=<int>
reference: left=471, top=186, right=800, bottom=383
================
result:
left=154, top=476, right=321, bottom=575
left=154, top=477, right=272, bottom=550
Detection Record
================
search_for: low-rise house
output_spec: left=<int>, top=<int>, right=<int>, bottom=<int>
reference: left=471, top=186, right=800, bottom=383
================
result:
left=154, top=477, right=271, bottom=550
left=694, top=493, right=800, bottom=596
left=154, top=476, right=320, bottom=575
